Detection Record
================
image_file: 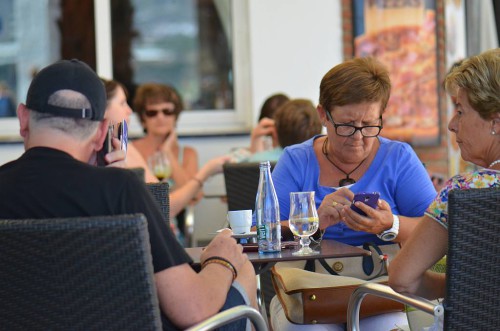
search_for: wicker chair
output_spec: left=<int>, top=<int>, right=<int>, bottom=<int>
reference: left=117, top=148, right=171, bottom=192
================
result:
left=146, top=181, right=196, bottom=247
left=0, top=212, right=266, bottom=331
left=0, top=214, right=162, bottom=330
left=347, top=187, right=500, bottom=331
left=146, top=181, right=170, bottom=227
left=223, top=162, right=276, bottom=212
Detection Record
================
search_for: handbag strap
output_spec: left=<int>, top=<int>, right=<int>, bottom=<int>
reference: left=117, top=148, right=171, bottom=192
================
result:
left=303, top=242, right=388, bottom=277
left=318, top=258, right=340, bottom=275
left=304, top=259, right=315, bottom=272
left=362, top=242, right=388, bottom=278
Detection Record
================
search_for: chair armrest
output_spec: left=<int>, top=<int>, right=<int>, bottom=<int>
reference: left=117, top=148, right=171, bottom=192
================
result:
left=185, top=305, right=269, bottom=331
left=347, top=283, right=443, bottom=331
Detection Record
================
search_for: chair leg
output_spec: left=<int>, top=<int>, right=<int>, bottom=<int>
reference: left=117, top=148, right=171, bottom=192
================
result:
left=256, top=275, right=270, bottom=329
left=184, top=205, right=195, bottom=247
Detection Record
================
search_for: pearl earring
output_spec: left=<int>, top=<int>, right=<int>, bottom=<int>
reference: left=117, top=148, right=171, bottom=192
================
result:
left=492, top=131, right=497, bottom=135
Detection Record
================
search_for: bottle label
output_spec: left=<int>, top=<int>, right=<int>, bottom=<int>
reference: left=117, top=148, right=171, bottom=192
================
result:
left=257, top=225, right=267, bottom=241
left=257, top=223, right=282, bottom=253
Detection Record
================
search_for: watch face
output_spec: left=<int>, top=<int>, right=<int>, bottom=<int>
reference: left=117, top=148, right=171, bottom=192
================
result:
left=381, top=232, right=397, bottom=241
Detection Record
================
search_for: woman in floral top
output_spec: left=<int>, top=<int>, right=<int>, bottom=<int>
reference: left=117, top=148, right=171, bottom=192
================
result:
left=388, top=48, right=500, bottom=300
left=426, top=170, right=499, bottom=228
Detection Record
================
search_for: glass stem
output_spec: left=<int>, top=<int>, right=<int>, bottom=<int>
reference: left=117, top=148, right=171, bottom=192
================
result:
left=301, top=236, right=311, bottom=249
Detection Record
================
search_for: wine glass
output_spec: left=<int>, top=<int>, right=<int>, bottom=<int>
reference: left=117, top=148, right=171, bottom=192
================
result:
left=288, top=191, right=319, bottom=256
left=148, top=151, right=172, bottom=181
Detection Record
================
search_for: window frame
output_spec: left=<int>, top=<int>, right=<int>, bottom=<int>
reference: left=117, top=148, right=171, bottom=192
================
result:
left=0, top=0, right=253, bottom=141
left=96, top=0, right=253, bottom=138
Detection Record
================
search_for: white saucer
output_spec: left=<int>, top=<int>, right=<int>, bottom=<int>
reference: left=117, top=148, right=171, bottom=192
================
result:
left=215, top=229, right=257, bottom=238
left=232, top=231, right=257, bottom=239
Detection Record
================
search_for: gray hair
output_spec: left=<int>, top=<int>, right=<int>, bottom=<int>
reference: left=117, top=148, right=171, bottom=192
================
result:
left=29, top=90, right=100, bottom=139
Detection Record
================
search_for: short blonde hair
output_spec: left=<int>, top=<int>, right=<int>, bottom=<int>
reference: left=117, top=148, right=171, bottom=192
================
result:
left=444, top=48, right=500, bottom=120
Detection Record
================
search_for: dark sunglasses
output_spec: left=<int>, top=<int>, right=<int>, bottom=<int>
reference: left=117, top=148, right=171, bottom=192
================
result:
left=144, top=108, right=176, bottom=118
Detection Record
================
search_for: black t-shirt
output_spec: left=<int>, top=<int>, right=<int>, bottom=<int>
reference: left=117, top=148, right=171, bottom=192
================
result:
left=0, top=147, right=191, bottom=271
left=0, top=147, right=192, bottom=330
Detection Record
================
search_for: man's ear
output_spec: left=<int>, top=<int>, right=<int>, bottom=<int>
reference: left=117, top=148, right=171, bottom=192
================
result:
left=93, top=119, right=110, bottom=151
left=18, top=104, right=30, bottom=138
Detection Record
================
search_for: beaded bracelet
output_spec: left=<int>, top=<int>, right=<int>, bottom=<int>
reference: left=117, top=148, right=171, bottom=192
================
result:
left=201, top=256, right=237, bottom=281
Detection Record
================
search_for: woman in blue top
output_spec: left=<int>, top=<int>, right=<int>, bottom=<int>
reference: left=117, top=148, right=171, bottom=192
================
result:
left=273, top=57, right=436, bottom=247
left=270, top=57, right=436, bottom=331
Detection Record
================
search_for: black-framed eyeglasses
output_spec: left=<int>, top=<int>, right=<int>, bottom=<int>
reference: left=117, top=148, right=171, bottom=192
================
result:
left=144, top=108, right=176, bottom=118
left=325, top=111, right=383, bottom=137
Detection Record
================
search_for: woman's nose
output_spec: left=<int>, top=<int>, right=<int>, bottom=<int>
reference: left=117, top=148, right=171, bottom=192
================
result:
left=448, top=115, right=457, bottom=132
left=352, top=129, right=364, bottom=139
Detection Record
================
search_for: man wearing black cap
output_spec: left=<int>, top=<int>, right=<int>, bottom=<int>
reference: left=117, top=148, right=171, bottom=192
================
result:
left=0, top=59, right=257, bottom=330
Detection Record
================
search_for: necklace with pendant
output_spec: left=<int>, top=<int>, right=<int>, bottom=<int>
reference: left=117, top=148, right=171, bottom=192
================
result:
left=322, top=137, right=367, bottom=187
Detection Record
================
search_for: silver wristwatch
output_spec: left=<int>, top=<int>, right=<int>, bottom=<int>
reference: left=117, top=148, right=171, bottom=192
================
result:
left=377, top=214, right=400, bottom=241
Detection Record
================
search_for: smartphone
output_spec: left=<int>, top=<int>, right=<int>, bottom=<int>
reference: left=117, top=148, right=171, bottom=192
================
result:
left=116, top=120, right=128, bottom=153
left=350, top=192, right=380, bottom=216
left=96, top=124, right=114, bottom=166
left=96, top=120, right=128, bottom=166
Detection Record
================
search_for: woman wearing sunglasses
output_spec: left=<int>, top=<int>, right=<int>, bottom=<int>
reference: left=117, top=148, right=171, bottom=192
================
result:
left=102, top=79, right=229, bottom=220
left=132, top=83, right=198, bottom=191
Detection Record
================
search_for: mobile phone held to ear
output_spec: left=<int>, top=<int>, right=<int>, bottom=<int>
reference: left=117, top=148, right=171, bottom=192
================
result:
left=96, top=124, right=114, bottom=166
left=350, top=192, right=380, bottom=216
left=96, top=120, right=128, bottom=166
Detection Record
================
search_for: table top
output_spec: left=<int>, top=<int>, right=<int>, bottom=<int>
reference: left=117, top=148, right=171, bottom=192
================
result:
left=186, top=239, right=370, bottom=267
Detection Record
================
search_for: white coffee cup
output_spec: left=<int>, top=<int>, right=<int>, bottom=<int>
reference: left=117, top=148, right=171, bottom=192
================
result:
left=227, top=210, right=252, bottom=234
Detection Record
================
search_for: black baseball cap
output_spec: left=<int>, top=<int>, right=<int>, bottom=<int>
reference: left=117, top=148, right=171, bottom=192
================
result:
left=26, top=59, right=106, bottom=121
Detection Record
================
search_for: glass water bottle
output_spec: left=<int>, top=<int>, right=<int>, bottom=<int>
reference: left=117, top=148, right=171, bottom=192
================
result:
left=255, top=161, right=281, bottom=253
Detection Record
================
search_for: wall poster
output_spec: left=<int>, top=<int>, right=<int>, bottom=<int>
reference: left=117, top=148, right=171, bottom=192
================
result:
left=353, top=0, right=440, bottom=146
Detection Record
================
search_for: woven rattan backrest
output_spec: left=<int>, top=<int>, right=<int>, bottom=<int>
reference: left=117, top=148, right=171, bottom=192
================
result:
left=0, top=214, right=162, bottom=330
left=147, top=182, right=170, bottom=227
left=445, top=187, right=500, bottom=330
left=223, top=162, right=276, bottom=212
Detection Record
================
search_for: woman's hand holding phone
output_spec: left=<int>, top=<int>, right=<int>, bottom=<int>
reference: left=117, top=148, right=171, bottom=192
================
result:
left=342, top=192, right=395, bottom=235
left=350, top=192, right=380, bottom=216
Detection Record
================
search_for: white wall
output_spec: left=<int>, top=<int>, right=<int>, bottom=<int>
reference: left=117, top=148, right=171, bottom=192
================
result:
left=0, top=143, right=24, bottom=165
left=191, top=0, right=344, bottom=243
left=0, top=0, right=344, bottom=244
left=248, top=0, right=343, bottom=122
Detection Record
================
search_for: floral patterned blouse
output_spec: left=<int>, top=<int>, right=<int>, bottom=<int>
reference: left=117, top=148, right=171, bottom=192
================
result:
left=425, top=169, right=500, bottom=229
